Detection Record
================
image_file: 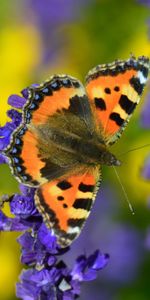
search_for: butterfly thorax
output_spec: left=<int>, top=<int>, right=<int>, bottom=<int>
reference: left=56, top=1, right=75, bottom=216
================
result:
left=34, top=111, right=120, bottom=172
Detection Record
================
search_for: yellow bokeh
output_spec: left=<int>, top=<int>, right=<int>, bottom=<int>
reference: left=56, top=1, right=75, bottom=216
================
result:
left=0, top=25, right=41, bottom=125
left=0, top=233, right=20, bottom=300
left=0, top=24, right=41, bottom=299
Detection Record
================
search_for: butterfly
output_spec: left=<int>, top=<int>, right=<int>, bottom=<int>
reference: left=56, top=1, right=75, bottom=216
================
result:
left=5, top=55, right=150, bottom=247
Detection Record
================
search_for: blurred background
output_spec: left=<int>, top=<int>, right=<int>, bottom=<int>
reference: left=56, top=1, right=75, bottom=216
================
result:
left=0, top=0, right=150, bottom=299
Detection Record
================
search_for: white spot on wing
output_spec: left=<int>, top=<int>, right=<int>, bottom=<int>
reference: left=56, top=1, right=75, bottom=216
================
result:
left=68, top=226, right=80, bottom=234
left=138, top=71, right=147, bottom=84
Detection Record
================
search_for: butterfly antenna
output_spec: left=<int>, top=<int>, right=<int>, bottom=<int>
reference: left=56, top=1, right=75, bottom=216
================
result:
left=118, top=143, right=150, bottom=158
left=112, top=166, right=135, bottom=215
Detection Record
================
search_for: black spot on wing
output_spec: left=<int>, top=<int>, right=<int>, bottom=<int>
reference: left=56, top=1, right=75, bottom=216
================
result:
left=109, top=112, right=124, bottom=126
left=141, top=66, right=149, bottom=78
left=50, top=79, right=62, bottom=91
left=61, top=78, right=72, bottom=88
left=73, top=198, right=92, bottom=211
left=129, top=77, right=144, bottom=95
left=57, top=196, right=64, bottom=201
left=72, top=81, right=81, bottom=88
left=104, top=87, right=111, bottom=94
left=42, top=86, right=53, bottom=96
left=65, top=232, right=77, bottom=241
left=94, top=98, right=106, bottom=110
left=119, top=95, right=137, bottom=115
left=68, top=218, right=85, bottom=227
left=69, top=95, right=92, bottom=119
left=114, top=86, right=120, bottom=92
left=57, top=180, right=72, bottom=190
left=78, top=182, right=94, bottom=193
left=40, top=161, right=67, bottom=181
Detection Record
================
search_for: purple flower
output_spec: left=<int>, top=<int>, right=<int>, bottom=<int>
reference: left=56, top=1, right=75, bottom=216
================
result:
left=16, top=250, right=109, bottom=300
left=72, top=250, right=109, bottom=282
left=0, top=91, right=109, bottom=299
left=141, top=155, right=150, bottom=180
left=140, top=93, right=150, bottom=182
left=21, top=0, right=90, bottom=66
left=137, top=0, right=150, bottom=6
left=0, top=152, right=7, bottom=164
left=141, top=93, right=150, bottom=128
left=10, top=193, right=36, bottom=218
left=0, top=91, right=27, bottom=158
left=0, top=182, right=108, bottom=299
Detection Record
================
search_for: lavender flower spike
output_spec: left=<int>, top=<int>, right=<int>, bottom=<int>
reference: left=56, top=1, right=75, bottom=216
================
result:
left=0, top=90, right=28, bottom=163
left=0, top=91, right=109, bottom=299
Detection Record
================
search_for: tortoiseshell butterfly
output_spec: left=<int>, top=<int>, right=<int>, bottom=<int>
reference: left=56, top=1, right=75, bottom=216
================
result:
left=5, top=56, right=150, bottom=247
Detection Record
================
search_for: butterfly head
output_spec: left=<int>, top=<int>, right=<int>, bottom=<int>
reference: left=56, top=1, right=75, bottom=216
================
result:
left=100, top=148, right=121, bottom=167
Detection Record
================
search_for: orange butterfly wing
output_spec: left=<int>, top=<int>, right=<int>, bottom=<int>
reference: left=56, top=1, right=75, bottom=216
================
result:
left=85, top=56, right=149, bottom=144
left=35, top=169, right=100, bottom=247
left=6, top=75, right=93, bottom=186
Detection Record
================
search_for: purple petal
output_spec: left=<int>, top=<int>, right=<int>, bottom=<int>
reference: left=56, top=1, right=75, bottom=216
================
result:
left=0, top=137, right=10, bottom=151
left=38, top=223, right=58, bottom=253
left=18, top=232, right=34, bottom=250
left=7, top=109, right=22, bottom=126
left=0, top=153, right=7, bottom=164
left=71, top=255, right=87, bottom=281
left=21, top=88, right=29, bottom=99
left=18, top=231, right=45, bottom=265
left=21, top=84, right=39, bottom=100
left=10, top=194, right=36, bottom=218
left=0, top=210, right=12, bottom=231
left=0, top=123, right=15, bottom=150
left=19, top=184, right=35, bottom=197
left=88, top=250, right=109, bottom=270
left=8, top=94, right=26, bottom=109
left=80, top=269, right=97, bottom=281
left=16, top=269, right=41, bottom=299
left=0, top=211, right=30, bottom=231
left=0, top=123, right=14, bottom=137
left=47, top=255, right=57, bottom=267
